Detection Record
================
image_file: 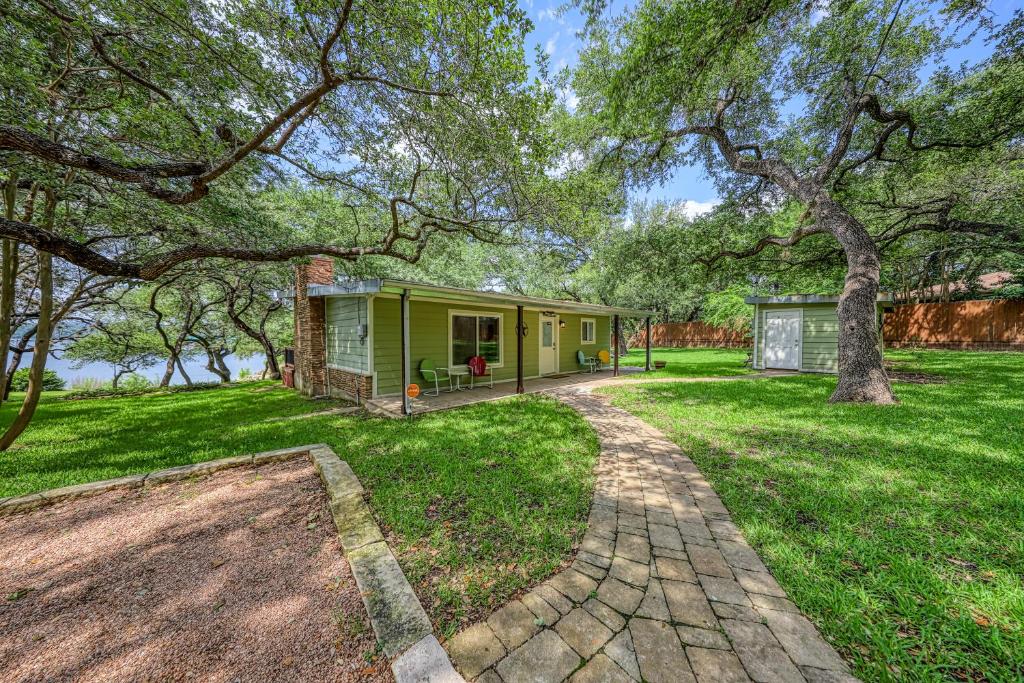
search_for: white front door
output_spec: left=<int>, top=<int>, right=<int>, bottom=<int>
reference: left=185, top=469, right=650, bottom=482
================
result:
left=764, top=311, right=801, bottom=369
left=539, top=317, right=558, bottom=375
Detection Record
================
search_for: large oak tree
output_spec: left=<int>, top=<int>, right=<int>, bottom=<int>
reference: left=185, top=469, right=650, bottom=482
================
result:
left=572, top=0, right=1024, bottom=403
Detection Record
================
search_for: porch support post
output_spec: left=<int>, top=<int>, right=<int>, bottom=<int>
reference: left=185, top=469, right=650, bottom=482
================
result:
left=516, top=305, right=525, bottom=394
left=400, top=289, right=411, bottom=417
left=613, top=314, right=620, bottom=377
left=645, top=316, right=652, bottom=372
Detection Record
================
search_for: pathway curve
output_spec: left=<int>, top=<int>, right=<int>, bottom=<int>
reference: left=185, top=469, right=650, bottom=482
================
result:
left=444, top=389, right=856, bottom=683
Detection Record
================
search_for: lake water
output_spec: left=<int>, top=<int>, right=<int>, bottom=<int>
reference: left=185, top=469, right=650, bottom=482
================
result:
left=19, top=351, right=268, bottom=387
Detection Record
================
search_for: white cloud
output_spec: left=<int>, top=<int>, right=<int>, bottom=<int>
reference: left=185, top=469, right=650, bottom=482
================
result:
left=545, top=32, right=559, bottom=56
left=537, top=8, right=565, bottom=24
left=677, top=199, right=720, bottom=218
left=547, top=149, right=585, bottom=179
left=557, top=86, right=579, bottom=111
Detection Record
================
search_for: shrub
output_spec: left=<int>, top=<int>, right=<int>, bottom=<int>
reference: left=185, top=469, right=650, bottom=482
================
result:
left=119, top=374, right=153, bottom=391
left=238, top=368, right=252, bottom=380
left=11, top=368, right=66, bottom=392
left=70, top=377, right=106, bottom=391
left=61, top=381, right=224, bottom=401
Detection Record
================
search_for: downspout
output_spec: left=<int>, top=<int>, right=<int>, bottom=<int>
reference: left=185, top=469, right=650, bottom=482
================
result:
left=752, top=303, right=759, bottom=369
left=401, top=289, right=411, bottom=416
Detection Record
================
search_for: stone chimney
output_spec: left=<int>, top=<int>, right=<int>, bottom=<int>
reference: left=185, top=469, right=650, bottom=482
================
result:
left=293, top=256, right=334, bottom=395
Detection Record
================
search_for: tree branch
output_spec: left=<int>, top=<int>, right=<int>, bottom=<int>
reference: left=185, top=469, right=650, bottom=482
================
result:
left=697, top=223, right=827, bottom=266
left=0, top=213, right=444, bottom=280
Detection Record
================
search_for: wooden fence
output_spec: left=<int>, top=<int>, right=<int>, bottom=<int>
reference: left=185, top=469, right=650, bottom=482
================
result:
left=883, top=300, right=1024, bottom=350
left=629, top=322, right=749, bottom=349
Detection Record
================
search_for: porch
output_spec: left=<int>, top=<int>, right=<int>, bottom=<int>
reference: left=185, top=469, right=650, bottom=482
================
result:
left=365, top=366, right=646, bottom=416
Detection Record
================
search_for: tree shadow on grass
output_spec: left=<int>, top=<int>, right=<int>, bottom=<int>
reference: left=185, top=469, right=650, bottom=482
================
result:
left=0, top=386, right=336, bottom=495
left=329, top=396, right=601, bottom=632
left=602, top=367, right=1024, bottom=680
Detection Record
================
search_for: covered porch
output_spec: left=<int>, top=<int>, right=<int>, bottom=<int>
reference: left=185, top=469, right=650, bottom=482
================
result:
left=365, top=365, right=646, bottom=417
left=382, top=283, right=656, bottom=416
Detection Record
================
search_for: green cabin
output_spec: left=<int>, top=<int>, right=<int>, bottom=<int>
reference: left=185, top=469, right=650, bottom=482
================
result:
left=746, top=295, right=891, bottom=373
left=291, top=258, right=655, bottom=402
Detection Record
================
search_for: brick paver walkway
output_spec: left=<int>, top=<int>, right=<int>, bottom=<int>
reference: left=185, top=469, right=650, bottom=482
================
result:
left=444, top=390, right=857, bottom=683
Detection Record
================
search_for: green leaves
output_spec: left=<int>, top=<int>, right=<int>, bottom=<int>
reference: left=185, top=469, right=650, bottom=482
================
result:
left=3, top=0, right=554, bottom=276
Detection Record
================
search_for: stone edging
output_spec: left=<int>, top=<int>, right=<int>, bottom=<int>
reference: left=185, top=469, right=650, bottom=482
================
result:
left=1, top=444, right=463, bottom=683
left=309, top=445, right=463, bottom=682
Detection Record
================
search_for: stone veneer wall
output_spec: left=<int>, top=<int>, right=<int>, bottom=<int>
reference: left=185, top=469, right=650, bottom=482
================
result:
left=294, top=256, right=334, bottom=396
left=327, top=367, right=374, bottom=402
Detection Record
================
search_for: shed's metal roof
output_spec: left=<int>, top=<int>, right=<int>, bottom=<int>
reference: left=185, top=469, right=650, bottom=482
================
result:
left=308, top=279, right=657, bottom=317
left=744, top=293, right=894, bottom=305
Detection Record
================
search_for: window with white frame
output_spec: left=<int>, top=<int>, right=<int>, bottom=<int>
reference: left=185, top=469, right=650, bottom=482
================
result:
left=450, top=312, right=502, bottom=367
left=581, top=318, right=596, bottom=344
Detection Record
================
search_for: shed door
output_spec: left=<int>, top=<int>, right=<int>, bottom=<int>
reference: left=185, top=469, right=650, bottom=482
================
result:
left=764, top=310, right=801, bottom=370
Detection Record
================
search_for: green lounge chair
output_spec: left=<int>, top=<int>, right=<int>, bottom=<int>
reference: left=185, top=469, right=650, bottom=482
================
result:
left=419, top=359, right=452, bottom=396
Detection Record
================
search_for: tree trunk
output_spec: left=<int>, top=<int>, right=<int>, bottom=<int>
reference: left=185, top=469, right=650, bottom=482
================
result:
left=112, top=369, right=124, bottom=389
left=224, top=293, right=281, bottom=380
left=0, top=249, right=52, bottom=449
left=3, top=329, right=32, bottom=400
left=160, top=353, right=176, bottom=387
left=262, top=342, right=281, bottom=380
left=214, top=349, right=231, bottom=382
left=202, top=347, right=231, bottom=383
left=0, top=172, right=19, bottom=408
left=4, top=349, right=21, bottom=400
left=175, top=357, right=192, bottom=386
left=815, top=199, right=896, bottom=404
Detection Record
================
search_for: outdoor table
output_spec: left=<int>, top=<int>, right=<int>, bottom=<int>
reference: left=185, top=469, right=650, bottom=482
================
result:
left=449, top=368, right=471, bottom=391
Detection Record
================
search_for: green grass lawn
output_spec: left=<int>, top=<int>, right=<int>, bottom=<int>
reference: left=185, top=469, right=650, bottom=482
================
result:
left=0, top=384, right=598, bottom=636
left=602, top=349, right=1024, bottom=681
left=619, top=346, right=752, bottom=378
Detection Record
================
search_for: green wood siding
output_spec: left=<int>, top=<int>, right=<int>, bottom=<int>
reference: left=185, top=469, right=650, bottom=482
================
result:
left=369, top=297, right=613, bottom=396
left=373, top=297, right=402, bottom=394
left=801, top=305, right=840, bottom=372
left=756, top=303, right=840, bottom=373
left=557, top=313, right=611, bottom=372
left=326, top=296, right=369, bottom=372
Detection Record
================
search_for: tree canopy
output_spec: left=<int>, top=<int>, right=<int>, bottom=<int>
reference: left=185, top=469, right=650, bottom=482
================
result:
left=1, top=0, right=551, bottom=277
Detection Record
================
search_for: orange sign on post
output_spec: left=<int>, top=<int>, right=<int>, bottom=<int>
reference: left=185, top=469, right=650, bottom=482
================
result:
left=406, top=383, right=420, bottom=399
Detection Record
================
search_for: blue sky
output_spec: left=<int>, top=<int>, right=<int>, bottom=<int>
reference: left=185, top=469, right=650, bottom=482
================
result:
left=520, top=0, right=1018, bottom=216
left=522, top=0, right=721, bottom=215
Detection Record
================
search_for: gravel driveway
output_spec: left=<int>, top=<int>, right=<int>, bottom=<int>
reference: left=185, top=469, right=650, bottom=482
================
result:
left=0, top=458, right=393, bottom=683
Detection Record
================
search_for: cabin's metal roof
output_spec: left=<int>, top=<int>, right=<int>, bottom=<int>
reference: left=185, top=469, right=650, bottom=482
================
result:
left=308, top=279, right=657, bottom=317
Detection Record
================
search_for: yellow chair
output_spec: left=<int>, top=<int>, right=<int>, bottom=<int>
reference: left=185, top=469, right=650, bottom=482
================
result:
left=597, top=349, right=611, bottom=370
